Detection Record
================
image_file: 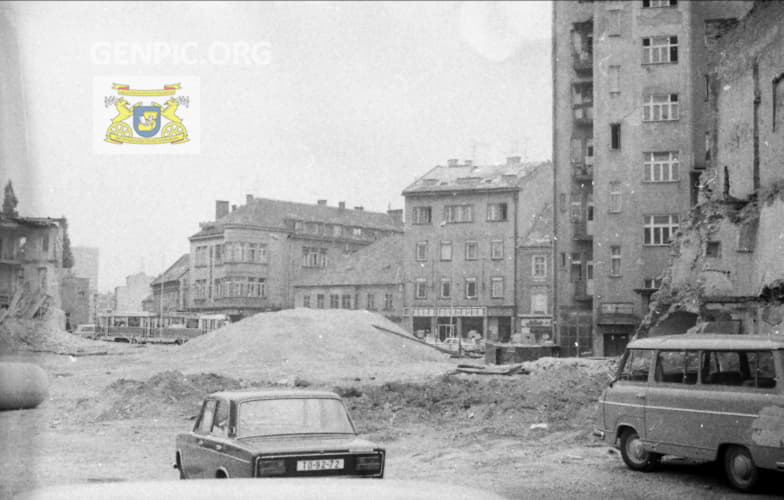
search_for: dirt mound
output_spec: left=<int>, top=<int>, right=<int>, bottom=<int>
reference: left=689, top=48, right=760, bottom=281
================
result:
left=146, top=309, right=452, bottom=384
left=93, top=370, right=242, bottom=421
left=0, top=315, right=111, bottom=356
left=521, top=356, right=616, bottom=376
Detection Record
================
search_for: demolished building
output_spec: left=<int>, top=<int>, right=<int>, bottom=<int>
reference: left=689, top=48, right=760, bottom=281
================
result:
left=641, top=1, right=784, bottom=337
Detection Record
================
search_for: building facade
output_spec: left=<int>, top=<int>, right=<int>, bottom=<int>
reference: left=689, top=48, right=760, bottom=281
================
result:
left=60, top=274, right=90, bottom=330
left=188, top=195, right=403, bottom=321
left=144, top=253, right=189, bottom=314
left=401, top=158, right=552, bottom=343
left=0, top=215, right=65, bottom=310
left=293, top=234, right=404, bottom=324
left=114, top=272, right=154, bottom=313
left=71, top=246, right=99, bottom=322
left=552, top=0, right=752, bottom=356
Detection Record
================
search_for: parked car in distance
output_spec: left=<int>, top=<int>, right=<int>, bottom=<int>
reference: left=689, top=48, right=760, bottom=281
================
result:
left=594, top=334, right=784, bottom=492
left=175, top=390, right=385, bottom=479
left=73, top=324, right=97, bottom=338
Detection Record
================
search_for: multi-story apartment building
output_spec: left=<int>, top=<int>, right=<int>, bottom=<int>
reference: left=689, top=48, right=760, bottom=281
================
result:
left=114, top=272, right=154, bottom=313
left=552, top=0, right=752, bottom=356
left=71, top=246, right=99, bottom=322
left=401, top=158, right=552, bottom=343
left=144, top=253, right=189, bottom=314
left=188, top=195, right=403, bottom=321
left=293, top=234, right=404, bottom=324
left=0, top=214, right=66, bottom=309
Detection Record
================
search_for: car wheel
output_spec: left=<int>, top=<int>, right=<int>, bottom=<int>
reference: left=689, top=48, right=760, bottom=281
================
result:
left=723, top=445, right=759, bottom=492
left=619, top=429, right=659, bottom=472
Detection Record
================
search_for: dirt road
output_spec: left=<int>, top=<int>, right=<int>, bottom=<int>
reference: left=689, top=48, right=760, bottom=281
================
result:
left=0, top=348, right=781, bottom=499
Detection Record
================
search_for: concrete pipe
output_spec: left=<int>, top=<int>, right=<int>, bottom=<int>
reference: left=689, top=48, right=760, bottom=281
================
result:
left=0, top=362, right=49, bottom=410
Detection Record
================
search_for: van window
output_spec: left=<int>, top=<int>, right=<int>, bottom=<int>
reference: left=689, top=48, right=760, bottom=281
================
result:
left=702, top=350, right=777, bottom=388
left=655, top=350, right=699, bottom=384
left=618, top=349, right=652, bottom=382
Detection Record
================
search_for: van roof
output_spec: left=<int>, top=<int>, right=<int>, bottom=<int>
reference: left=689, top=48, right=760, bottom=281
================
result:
left=627, top=334, right=784, bottom=351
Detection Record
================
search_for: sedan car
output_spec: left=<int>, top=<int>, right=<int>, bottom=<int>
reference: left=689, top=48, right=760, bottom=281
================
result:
left=174, top=390, right=385, bottom=479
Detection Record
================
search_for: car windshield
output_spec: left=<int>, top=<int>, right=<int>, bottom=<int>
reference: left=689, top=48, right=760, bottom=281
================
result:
left=237, top=397, right=355, bottom=438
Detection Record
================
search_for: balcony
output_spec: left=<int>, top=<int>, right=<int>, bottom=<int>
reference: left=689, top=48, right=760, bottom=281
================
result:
left=574, top=279, right=594, bottom=301
left=572, top=162, right=593, bottom=181
left=573, top=50, right=593, bottom=74
left=573, top=220, right=593, bottom=240
left=572, top=103, right=593, bottom=126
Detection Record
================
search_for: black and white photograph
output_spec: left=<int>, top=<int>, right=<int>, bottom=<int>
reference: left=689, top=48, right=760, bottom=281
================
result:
left=1, top=1, right=783, bottom=498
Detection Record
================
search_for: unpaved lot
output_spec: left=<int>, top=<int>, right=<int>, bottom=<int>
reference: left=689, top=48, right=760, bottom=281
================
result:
left=1, top=347, right=782, bottom=499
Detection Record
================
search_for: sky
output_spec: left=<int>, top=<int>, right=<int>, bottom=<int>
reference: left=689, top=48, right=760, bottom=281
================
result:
left=0, top=1, right=552, bottom=292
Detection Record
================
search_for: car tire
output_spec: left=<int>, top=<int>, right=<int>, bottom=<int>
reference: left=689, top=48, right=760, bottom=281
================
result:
left=619, top=429, right=659, bottom=472
left=723, top=445, right=759, bottom=492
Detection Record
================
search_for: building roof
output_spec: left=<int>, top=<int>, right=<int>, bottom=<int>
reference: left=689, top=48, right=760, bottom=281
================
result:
left=151, top=253, right=189, bottom=286
left=0, top=214, right=64, bottom=229
left=401, top=159, right=545, bottom=195
left=293, top=235, right=403, bottom=287
left=191, top=197, right=403, bottom=239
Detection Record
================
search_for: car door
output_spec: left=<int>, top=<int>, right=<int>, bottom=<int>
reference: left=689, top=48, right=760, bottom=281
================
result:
left=605, top=348, right=651, bottom=441
left=180, top=399, right=217, bottom=478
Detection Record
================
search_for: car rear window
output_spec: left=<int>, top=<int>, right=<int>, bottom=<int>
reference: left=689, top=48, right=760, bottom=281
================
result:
left=702, top=350, right=777, bottom=388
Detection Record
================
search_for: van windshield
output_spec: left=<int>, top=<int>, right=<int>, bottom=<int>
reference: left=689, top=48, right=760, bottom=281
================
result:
left=618, top=349, right=652, bottom=382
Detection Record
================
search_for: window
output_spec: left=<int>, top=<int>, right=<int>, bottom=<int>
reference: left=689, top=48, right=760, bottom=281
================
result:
left=643, top=215, right=679, bottom=245
left=195, top=246, right=208, bottom=267
left=643, top=278, right=662, bottom=289
left=609, top=182, right=622, bottom=213
left=366, top=293, right=375, bottom=310
left=569, top=199, right=582, bottom=223
left=609, top=65, right=620, bottom=94
left=465, top=278, right=477, bottom=299
left=329, top=294, right=339, bottom=308
left=490, top=240, right=503, bottom=260
left=643, top=94, right=679, bottom=121
left=532, top=255, right=547, bottom=279
left=464, top=241, right=478, bottom=260
left=440, top=241, right=452, bottom=261
left=610, top=123, right=621, bottom=149
left=197, top=399, right=217, bottom=434
left=655, top=350, right=699, bottom=384
left=412, top=206, right=432, bottom=225
left=414, top=279, right=428, bottom=299
left=490, top=277, right=504, bottom=299
left=316, top=294, right=325, bottom=309
left=303, top=295, right=311, bottom=308
left=570, top=253, right=582, bottom=282
left=415, top=242, right=428, bottom=261
left=212, top=400, right=229, bottom=437
left=444, top=205, right=473, bottom=223
left=487, top=203, right=508, bottom=222
left=618, top=349, right=653, bottom=382
left=302, top=247, right=328, bottom=268
left=643, top=152, right=680, bottom=182
left=42, top=234, right=49, bottom=253
left=706, top=351, right=776, bottom=388
left=531, top=294, right=548, bottom=314
left=352, top=227, right=362, bottom=238
left=642, top=35, right=678, bottom=64
left=706, top=241, right=721, bottom=258
left=643, top=0, right=677, bottom=8
left=610, top=246, right=621, bottom=276
left=440, top=279, right=451, bottom=299
left=341, top=294, right=352, bottom=309
left=608, top=10, right=621, bottom=36
left=383, top=293, right=393, bottom=311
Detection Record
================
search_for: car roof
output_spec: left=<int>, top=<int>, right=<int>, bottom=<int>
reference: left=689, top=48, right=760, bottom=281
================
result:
left=627, top=334, right=784, bottom=351
left=207, top=389, right=342, bottom=402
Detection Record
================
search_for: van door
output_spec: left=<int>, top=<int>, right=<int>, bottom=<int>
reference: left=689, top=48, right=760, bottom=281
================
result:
left=606, top=349, right=652, bottom=441
left=645, top=350, right=707, bottom=458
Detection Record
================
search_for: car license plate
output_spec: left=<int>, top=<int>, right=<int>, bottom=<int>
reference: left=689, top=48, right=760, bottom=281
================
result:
left=296, top=458, right=344, bottom=471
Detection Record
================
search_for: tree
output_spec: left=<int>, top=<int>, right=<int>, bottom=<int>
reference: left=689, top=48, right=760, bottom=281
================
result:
left=61, top=217, right=74, bottom=268
left=3, top=180, right=18, bottom=216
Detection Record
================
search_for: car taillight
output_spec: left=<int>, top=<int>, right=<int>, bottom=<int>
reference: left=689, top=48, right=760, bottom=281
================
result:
left=356, top=454, right=382, bottom=473
left=258, top=458, right=286, bottom=476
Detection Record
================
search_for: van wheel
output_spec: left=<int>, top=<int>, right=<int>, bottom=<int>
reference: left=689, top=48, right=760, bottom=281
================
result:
left=619, top=429, right=659, bottom=472
left=724, top=445, right=759, bottom=492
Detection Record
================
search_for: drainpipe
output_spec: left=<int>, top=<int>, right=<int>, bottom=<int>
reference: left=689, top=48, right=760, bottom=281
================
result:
left=513, top=190, right=519, bottom=338
left=753, top=59, right=760, bottom=191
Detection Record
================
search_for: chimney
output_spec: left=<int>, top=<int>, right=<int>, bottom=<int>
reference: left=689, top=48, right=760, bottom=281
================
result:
left=317, top=199, right=327, bottom=206
left=447, top=158, right=459, bottom=167
left=215, top=200, right=229, bottom=219
left=464, top=160, right=472, bottom=167
left=354, top=206, right=364, bottom=211
left=246, top=194, right=254, bottom=204
left=506, top=156, right=521, bottom=165
left=338, top=201, right=346, bottom=210
left=387, top=208, right=403, bottom=225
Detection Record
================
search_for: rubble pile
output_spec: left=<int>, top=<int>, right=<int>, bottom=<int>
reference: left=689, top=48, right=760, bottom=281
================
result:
left=93, top=370, right=242, bottom=421
left=0, top=311, right=103, bottom=355
left=145, top=309, right=452, bottom=384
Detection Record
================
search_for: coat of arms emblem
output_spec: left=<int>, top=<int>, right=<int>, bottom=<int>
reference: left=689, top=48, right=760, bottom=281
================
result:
left=104, top=83, right=189, bottom=144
